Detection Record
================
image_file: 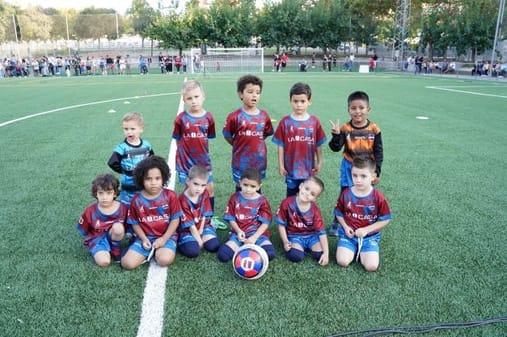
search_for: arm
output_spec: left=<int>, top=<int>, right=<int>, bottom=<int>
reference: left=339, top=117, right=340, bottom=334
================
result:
left=355, top=219, right=390, bottom=238
left=132, top=224, right=151, bottom=250
left=336, top=215, right=355, bottom=238
left=245, top=223, right=269, bottom=244
left=107, top=152, right=123, bottom=174
left=188, top=224, right=204, bottom=247
left=318, top=233, right=329, bottom=266
left=228, top=220, right=245, bottom=242
left=278, top=225, right=291, bottom=252
left=373, top=132, right=383, bottom=178
left=314, top=146, right=323, bottom=174
left=277, top=146, right=287, bottom=176
left=153, top=217, right=180, bottom=249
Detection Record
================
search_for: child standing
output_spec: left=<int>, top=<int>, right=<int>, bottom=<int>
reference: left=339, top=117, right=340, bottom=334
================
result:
left=328, top=91, right=383, bottom=235
left=222, top=75, right=274, bottom=188
left=121, top=156, right=183, bottom=270
left=275, top=176, right=329, bottom=266
left=272, top=82, right=327, bottom=197
left=76, top=174, right=127, bottom=267
left=334, top=156, right=392, bottom=272
left=171, top=80, right=216, bottom=209
left=108, top=111, right=154, bottom=207
left=177, top=165, right=220, bottom=258
left=216, top=168, right=275, bottom=262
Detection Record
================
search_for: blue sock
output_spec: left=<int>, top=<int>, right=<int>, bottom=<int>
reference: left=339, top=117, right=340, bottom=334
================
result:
left=204, top=237, right=220, bottom=252
left=262, top=244, right=275, bottom=261
left=179, top=241, right=201, bottom=258
left=311, top=250, right=323, bottom=261
left=217, top=244, right=235, bottom=262
left=286, top=248, right=305, bottom=262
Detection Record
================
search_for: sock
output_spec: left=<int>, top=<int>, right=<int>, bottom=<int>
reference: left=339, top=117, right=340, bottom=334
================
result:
left=204, top=237, right=220, bottom=252
left=311, top=250, right=323, bottom=261
left=286, top=248, right=305, bottom=262
left=179, top=241, right=200, bottom=258
left=217, top=244, right=235, bottom=262
left=110, top=239, right=122, bottom=261
left=262, top=244, right=275, bottom=261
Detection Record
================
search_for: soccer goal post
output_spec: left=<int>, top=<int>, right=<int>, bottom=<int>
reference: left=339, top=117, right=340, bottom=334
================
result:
left=189, top=47, right=264, bottom=74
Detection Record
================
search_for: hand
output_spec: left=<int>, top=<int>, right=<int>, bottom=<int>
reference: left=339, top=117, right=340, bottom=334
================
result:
left=355, top=228, right=369, bottom=238
left=372, top=174, right=380, bottom=185
left=318, top=252, right=329, bottom=266
left=283, top=242, right=292, bottom=252
left=343, top=225, right=355, bottom=238
left=279, top=167, right=288, bottom=176
left=152, top=237, right=167, bottom=249
left=237, top=230, right=246, bottom=242
left=142, top=239, right=152, bottom=250
left=329, top=119, right=340, bottom=134
left=244, top=236, right=256, bottom=244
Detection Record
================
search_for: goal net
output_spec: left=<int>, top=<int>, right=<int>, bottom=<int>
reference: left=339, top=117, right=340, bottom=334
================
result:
left=189, top=47, right=264, bottom=74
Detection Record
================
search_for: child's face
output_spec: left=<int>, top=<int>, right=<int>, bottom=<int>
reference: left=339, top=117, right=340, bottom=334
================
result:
left=186, top=176, right=208, bottom=197
left=122, top=119, right=144, bottom=144
left=298, top=179, right=322, bottom=203
left=96, top=187, right=116, bottom=207
left=348, top=99, right=371, bottom=126
left=183, top=87, right=205, bottom=114
left=290, top=94, right=312, bottom=116
left=239, top=84, right=262, bottom=110
left=143, top=168, right=163, bottom=197
left=239, top=178, right=261, bottom=199
left=351, top=166, right=375, bottom=192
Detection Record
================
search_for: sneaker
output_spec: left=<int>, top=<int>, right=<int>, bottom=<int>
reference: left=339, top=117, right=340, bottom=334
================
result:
left=211, top=217, right=228, bottom=230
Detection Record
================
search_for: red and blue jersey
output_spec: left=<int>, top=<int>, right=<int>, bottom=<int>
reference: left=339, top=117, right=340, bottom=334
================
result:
left=172, top=111, right=216, bottom=173
left=178, top=189, right=213, bottom=234
left=274, top=196, right=326, bottom=236
left=223, top=192, right=272, bottom=238
left=272, top=114, right=327, bottom=180
left=334, top=188, right=392, bottom=232
left=222, top=108, right=274, bottom=182
left=127, top=188, right=183, bottom=237
left=77, top=202, right=128, bottom=246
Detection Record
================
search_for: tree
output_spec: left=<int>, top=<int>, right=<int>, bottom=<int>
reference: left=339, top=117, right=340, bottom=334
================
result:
left=127, top=0, right=158, bottom=48
left=208, top=0, right=257, bottom=48
left=73, top=8, right=119, bottom=41
left=17, top=7, right=53, bottom=41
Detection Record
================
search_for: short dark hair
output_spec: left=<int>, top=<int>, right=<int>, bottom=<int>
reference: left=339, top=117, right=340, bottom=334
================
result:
left=352, top=155, right=376, bottom=172
left=347, top=91, right=369, bottom=106
left=91, top=173, right=120, bottom=198
left=240, top=168, right=262, bottom=184
left=290, top=82, right=312, bottom=99
left=237, top=74, right=263, bottom=93
left=133, top=155, right=170, bottom=188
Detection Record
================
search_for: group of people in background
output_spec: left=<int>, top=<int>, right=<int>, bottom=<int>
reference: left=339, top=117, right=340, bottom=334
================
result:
left=77, top=74, right=392, bottom=274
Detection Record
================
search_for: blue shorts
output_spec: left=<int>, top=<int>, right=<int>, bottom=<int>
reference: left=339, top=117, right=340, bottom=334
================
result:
left=129, top=234, right=177, bottom=257
left=340, top=159, right=353, bottom=188
left=337, top=227, right=381, bottom=253
left=228, top=233, right=270, bottom=247
left=178, top=226, right=217, bottom=245
left=288, top=234, right=321, bottom=251
left=87, top=232, right=112, bottom=256
left=178, top=170, right=214, bottom=184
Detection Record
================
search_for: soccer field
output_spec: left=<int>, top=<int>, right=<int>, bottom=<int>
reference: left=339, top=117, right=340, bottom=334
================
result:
left=0, top=72, right=506, bottom=337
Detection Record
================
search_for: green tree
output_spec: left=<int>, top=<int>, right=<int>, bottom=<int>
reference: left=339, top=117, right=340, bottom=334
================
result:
left=127, top=0, right=158, bottom=48
left=17, top=7, right=53, bottom=41
left=73, top=8, right=119, bottom=42
left=208, top=0, right=257, bottom=48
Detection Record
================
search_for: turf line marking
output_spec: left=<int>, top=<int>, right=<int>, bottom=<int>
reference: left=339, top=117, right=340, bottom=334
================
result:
left=0, top=92, right=179, bottom=128
left=136, top=79, right=185, bottom=337
left=426, top=86, right=507, bottom=99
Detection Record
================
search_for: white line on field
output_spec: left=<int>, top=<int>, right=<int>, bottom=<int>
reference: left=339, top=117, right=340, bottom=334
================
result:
left=136, top=79, right=186, bottom=337
left=0, top=92, right=180, bottom=128
left=426, top=86, right=507, bottom=99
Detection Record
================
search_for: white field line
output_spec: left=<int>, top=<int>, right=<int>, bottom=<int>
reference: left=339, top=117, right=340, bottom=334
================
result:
left=426, top=85, right=507, bottom=99
left=136, top=78, right=186, bottom=337
left=0, top=92, right=179, bottom=128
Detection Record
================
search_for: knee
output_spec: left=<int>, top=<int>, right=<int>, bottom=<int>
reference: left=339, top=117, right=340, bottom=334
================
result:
left=336, top=255, right=352, bottom=268
left=179, top=242, right=201, bottom=258
left=362, top=260, right=379, bottom=272
left=204, top=238, right=220, bottom=253
left=262, top=244, right=275, bottom=261
left=217, top=244, right=235, bottom=262
left=286, top=248, right=305, bottom=263
left=110, top=222, right=125, bottom=239
left=156, top=253, right=175, bottom=267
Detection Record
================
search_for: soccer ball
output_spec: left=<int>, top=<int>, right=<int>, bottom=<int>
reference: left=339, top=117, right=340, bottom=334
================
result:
left=232, top=244, right=269, bottom=280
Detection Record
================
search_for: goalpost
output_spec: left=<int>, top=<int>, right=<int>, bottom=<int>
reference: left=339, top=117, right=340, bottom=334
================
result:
left=189, top=47, right=264, bottom=74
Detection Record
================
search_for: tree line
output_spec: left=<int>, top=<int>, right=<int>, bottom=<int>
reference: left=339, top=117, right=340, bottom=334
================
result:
left=0, top=0, right=504, bottom=61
